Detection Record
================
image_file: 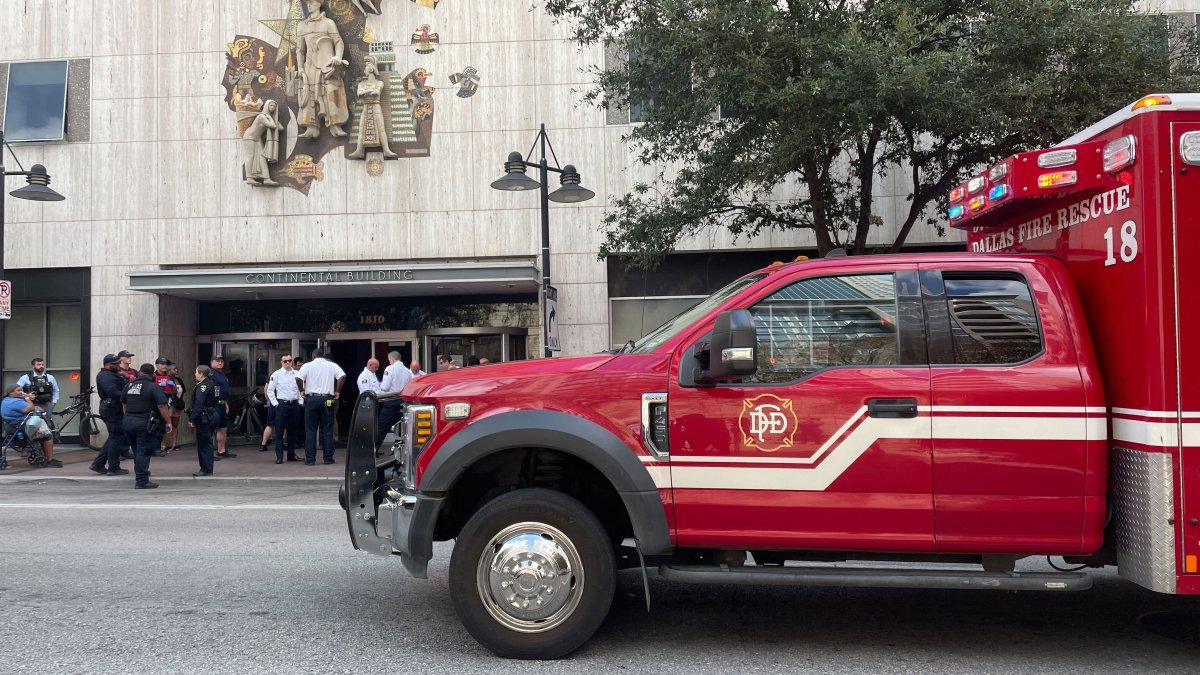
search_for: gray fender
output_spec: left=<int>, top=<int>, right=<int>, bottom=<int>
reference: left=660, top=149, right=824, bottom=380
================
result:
left=421, top=409, right=671, bottom=555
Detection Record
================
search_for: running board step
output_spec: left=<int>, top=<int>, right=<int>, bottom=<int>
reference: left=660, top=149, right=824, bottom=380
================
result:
left=658, top=565, right=1093, bottom=592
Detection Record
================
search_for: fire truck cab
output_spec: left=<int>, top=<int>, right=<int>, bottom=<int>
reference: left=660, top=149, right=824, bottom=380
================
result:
left=343, top=95, right=1200, bottom=659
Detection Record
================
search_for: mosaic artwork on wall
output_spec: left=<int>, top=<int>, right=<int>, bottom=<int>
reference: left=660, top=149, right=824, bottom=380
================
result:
left=224, top=0, right=464, bottom=193
left=411, top=25, right=439, bottom=54
left=449, top=66, right=479, bottom=98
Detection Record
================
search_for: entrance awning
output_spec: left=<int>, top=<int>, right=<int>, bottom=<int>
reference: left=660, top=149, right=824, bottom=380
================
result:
left=128, top=261, right=541, bottom=301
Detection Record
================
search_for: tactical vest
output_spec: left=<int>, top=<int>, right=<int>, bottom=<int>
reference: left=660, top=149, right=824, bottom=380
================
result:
left=124, top=377, right=160, bottom=418
left=27, top=370, right=52, bottom=403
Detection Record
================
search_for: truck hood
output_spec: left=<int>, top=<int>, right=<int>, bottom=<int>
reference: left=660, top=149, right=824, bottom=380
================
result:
left=402, top=354, right=618, bottom=399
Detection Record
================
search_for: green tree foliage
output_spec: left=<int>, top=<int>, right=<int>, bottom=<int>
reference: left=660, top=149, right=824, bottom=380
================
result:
left=543, top=0, right=1200, bottom=261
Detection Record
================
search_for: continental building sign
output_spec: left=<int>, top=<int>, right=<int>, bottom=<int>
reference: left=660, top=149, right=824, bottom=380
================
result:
left=244, top=269, right=416, bottom=284
left=127, top=262, right=541, bottom=299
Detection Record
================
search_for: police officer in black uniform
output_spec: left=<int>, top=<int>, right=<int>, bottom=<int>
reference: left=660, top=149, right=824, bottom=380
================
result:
left=122, top=363, right=172, bottom=489
left=209, top=354, right=237, bottom=460
left=89, top=354, right=131, bottom=476
left=189, top=365, right=218, bottom=476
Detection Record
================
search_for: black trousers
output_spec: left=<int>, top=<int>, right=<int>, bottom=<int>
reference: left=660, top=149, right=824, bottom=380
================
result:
left=303, top=395, right=335, bottom=462
left=195, top=421, right=215, bottom=473
left=274, top=401, right=303, bottom=459
left=121, top=416, right=160, bottom=486
left=377, top=398, right=405, bottom=446
left=91, top=414, right=126, bottom=472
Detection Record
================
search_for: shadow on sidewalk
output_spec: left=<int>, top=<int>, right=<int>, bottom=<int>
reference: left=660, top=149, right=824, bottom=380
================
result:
left=1, top=440, right=344, bottom=480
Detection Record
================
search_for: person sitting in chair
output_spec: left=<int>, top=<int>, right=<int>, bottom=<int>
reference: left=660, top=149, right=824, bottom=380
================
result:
left=2, top=383, right=61, bottom=467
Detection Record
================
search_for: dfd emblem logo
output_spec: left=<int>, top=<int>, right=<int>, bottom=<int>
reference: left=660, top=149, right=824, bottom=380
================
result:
left=739, top=394, right=798, bottom=452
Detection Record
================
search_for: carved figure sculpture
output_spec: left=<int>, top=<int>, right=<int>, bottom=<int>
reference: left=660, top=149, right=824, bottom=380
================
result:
left=351, top=0, right=381, bottom=14
left=449, top=67, right=479, bottom=98
left=350, top=56, right=397, bottom=159
left=243, top=100, right=282, bottom=186
left=296, top=0, right=349, bottom=139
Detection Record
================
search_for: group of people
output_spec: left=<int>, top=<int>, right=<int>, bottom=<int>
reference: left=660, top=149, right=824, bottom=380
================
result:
left=87, top=351, right=245, bottom=488
left=255, top=349, right=427, bottom=464
left=355, top=352, right=428, bottom=446
left=2, top=348, right=491, bottom=479
left=88, top=351, right=202, bottom=488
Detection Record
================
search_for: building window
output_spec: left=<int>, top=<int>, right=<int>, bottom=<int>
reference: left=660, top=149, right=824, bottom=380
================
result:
left=2, top=304, right=83, bottom=402
left=610, top=296, right=706, bottom=349
left=604, top=42, right=690, bottom=125
left=3, top=60, right=69, bottom=142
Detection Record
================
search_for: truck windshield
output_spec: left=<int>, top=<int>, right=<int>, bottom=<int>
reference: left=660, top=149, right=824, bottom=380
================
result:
left=623, top=273, right=768, bottom=354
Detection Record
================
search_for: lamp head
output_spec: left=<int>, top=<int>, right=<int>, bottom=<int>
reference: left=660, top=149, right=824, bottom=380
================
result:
left=10, top=165, right=65, bottom=202
left=490, top=151, right=540, bottom=191
left=547, top=164, right=595, bottom=204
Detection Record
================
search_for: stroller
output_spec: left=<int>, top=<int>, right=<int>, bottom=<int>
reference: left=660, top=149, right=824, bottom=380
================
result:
left=1, top=411, right=50, bottom=470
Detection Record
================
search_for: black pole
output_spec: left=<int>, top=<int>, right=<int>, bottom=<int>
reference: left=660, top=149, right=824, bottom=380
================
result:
left=0, top=130, right=6, bottom=377
left=538, top=124, right=552, bottom=358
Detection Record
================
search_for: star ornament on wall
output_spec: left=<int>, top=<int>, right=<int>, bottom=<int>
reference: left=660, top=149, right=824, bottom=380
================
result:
left=260, top=0, right=306, bottom=64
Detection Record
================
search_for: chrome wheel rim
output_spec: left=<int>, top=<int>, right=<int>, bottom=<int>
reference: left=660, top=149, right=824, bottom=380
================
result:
left=476, top=521, right=584, bottom=633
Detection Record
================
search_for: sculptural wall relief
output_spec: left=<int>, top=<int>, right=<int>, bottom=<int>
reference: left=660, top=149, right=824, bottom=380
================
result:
left=223, top=0, right=480, bottom=194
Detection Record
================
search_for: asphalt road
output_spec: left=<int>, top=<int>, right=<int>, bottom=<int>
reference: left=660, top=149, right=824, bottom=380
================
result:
left=1, top=480, right=1196, bottom=674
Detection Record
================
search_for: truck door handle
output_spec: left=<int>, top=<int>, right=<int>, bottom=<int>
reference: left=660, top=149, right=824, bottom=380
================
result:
left=867, top=398, right=918, bottom=418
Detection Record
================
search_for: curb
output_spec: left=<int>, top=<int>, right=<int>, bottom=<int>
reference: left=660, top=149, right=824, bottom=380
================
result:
left=0, top=476, right=341, bottom=488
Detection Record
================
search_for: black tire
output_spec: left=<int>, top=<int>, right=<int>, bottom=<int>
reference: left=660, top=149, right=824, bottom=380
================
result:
left=448, top=488, right=615, bottom=660
left=82, top=415, right=106, bottom=451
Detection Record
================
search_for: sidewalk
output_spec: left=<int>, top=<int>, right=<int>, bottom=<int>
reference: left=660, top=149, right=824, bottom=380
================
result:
left=0, top=439, right=345, bottom=484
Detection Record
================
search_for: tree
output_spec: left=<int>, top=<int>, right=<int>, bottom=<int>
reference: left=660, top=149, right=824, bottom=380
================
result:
left=543, top=0, right=1200, bottom=262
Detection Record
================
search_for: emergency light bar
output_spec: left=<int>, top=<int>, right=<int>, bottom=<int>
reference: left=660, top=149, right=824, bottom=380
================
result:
left=948, top=136, right=1133, bottom=229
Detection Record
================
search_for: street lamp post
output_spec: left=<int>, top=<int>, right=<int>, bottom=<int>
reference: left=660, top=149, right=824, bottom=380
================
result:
left=0, top=131, right=67, bottom=375
left=490, top=124, right=595, bottom=358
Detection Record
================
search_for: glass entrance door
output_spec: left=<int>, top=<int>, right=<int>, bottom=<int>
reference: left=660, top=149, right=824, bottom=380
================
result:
left=207, top=334, right=322, bottom=397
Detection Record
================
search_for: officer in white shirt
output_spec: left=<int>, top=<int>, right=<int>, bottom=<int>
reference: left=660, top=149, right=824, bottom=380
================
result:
left=266, top=354, right=303, bottom=463
left=377, top=350, right=412, bottom=444
left=357, top=358, right=382, bottom=396
left=409, top=360, right=427, bottom=378
left=295, top=348, right=346, bottom=465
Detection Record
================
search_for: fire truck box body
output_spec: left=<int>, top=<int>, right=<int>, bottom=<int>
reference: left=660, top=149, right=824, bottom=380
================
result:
left=342, top=95, right=1200, bottom=659
left=954, top=94, right=1200, bottom=593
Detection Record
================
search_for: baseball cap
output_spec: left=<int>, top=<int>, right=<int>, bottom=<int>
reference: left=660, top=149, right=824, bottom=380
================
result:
left=154, top=357, right=169, bottom=365
left=211, top=354, right=225, bottom=361
left=117, top=350, right=135, bottom=358
left=103, top=354, right=120, bottom=365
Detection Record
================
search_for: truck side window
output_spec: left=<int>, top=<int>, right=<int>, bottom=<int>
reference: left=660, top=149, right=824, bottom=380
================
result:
left=747, top=274, right=898, bottom=384
left=942, top=276, right=1042, bottom=365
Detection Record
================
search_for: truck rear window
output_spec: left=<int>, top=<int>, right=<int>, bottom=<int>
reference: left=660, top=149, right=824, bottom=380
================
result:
left=942, top=276, right=1042, bottom=365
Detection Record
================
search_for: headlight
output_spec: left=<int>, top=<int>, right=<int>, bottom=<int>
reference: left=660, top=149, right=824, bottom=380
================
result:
left=401, top=404, right=436, bottom=489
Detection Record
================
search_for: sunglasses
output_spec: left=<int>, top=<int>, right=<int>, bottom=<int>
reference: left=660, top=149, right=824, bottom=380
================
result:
left=282, top=359, right=292, bottom=362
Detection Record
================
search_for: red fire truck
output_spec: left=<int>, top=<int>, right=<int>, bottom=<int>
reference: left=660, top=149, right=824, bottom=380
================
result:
left=343, top=94, right=1200, bottom=659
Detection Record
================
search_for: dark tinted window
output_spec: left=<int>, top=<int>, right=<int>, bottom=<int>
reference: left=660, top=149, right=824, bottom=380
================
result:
left=943, top=276, right=1041, bottom=365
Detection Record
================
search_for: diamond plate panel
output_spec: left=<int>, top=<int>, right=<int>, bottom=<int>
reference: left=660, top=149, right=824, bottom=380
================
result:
left=1113, top=447, right=1177, bottom=593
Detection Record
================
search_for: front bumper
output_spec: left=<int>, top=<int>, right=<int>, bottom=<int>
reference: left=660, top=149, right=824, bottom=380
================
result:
left=343, top=390, right=442, bottom=578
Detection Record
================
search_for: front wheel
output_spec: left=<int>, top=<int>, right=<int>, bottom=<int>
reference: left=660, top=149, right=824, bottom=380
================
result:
left=82, top=414, right=106, bottom=451
left=448, top=488, right=615, bottom=660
